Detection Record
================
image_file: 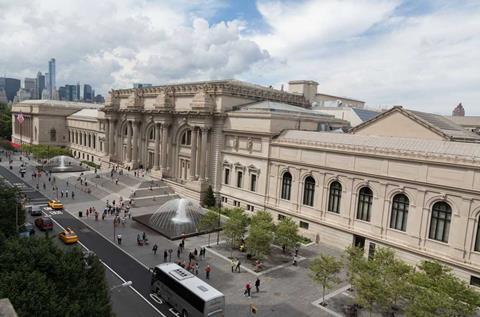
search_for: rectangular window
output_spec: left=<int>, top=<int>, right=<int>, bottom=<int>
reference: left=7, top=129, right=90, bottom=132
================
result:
left=250, top=174, right=257, bottom=192
left=224, top=168, right=230, bottom=185
left=221, top=197, right=227, bottom=203
left=237, top=171, right=243, bottom=188
left=471, top=276, right=480, bottom=287
left=246, top=205, right=254, bottom=212
left=299, top=221, right=309, bottom=229
left=233, top=200, right=240, bottom=207
left=278, top=214, right=286, bottom=221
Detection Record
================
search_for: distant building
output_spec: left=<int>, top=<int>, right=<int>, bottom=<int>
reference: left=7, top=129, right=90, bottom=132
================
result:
left=14, top=88, right=32, bottom=103
left=83, top=84, right=93, bottom=102
left=47, top=58, right=56, bottom=99
left=452, top=103, right=465, bottom=116
left=0, top=89, right=7, bottom=104
left=76, top=83, right=81, bottom=101
left=0, top=77, right=21, bottom=102
left=93, top=94, right=105, bottom=103
left=24, top=78, right=36, bottom=99
left=60, top=84, right=80, bottom=101
left=288, top=80, right=365, bottom=108
left=133, top=83, right=152, bottom=88
left=58, top=86, right=67, bottom=100
left=36, top=72, right=45, bottom=99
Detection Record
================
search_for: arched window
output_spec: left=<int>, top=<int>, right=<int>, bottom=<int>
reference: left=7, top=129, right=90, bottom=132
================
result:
left=149, top=128, right=154, bottom=140
left=475, top=217, right=480, bottom=252
left=181, top=130, right=192, bottom=145
left=390, top=194, right=409, bottom=231
left=303, top=176, right=315, bottom=206
left=328, top=181, right=342, bottom=213
left=356, top=187, right=373, bottom=222
left=429, top=202, right=452, bottom=243
left=281, top=172, right=292, bottom=200
left=50, top=128, right=56, bottom=142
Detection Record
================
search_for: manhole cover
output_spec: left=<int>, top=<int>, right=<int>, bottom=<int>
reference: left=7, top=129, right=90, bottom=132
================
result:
left=79, top=228, right=91, bottom=233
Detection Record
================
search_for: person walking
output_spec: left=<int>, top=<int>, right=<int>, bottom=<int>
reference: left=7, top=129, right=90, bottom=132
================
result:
left=71, top=191, right=75, bottom=199
left=235, top=260, right=241, bottom=273
left=255, top=278, right=261, bottom=293
left=152, top=244, right=158, bottom=255
left=195, top=262, right=199, bottom=275
left=117, top=234, right=122, bottom=245
left=231, top=258, right=236, bottom=273
left=244, top=282, right=251, bottom=297
left=65, top=189, right=68, bottom=198
left=177, top=248, right=181, bottom=258
left=188, top=252, right=194, bottom=264
left=168, top=249, right=173, bottom=262
left=164, top=250, right=168, bottom=262
left=293, top=255, right=298, bottom=266
left=205, top=265, right=211, bottom=279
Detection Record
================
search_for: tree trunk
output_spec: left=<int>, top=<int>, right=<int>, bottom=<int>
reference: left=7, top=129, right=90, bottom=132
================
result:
left=322, top=285, right=326, bottom=305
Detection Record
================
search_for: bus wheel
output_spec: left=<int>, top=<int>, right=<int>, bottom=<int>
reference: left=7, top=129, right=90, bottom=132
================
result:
left=182, top=309, right=188, bottom=317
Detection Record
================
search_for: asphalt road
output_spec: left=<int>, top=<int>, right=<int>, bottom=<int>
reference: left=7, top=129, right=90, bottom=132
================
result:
left=0, top=164, right=172, bottom=317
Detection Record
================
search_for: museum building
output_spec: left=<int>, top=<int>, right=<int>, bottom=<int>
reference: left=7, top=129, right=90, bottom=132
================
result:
left=11, top=79, right=480, bottom=284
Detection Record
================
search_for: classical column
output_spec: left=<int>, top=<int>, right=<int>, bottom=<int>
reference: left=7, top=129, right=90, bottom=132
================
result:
left=189, top=127, right=198, bottom=180
left=199, top=128, right=208, bottom=180
left=126, top=121, right=132, bottom=162
left=104, top=120, right=109, bottom=155
left=153, top=123, right=160, bottom=170
left=108, top=119, right=115, bottom=157
left=160, top=124, right=169, bottom=173
left=132, top=121, right=139, bottom=164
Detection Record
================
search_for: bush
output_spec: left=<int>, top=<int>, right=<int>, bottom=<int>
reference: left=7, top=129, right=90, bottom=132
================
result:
left=81, top=160, right=100, bottom=169
left=22, top=144, right=71, bottom=159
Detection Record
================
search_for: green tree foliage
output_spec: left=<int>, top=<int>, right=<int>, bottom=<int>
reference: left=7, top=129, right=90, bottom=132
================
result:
left=202, top=185, right=216, bottom=208
left=223, top=208, right=248, bottom=250
left=0, top=238, right=112, bottom=317
left=275, top=217, right=299, bottom=253
left=21, top=144, right=71, bottom=159
left=343, top=245, right=365, bottom=287
left=406, top=261, right=480, bottom=317
left=309, top=254, right=343, bottom=306
left=199, top=210, right=220, bottom=246
left=0, top=179, right=25, bottom=238
left=246, top=211, right=275, bottom=259
left=0, top=103, right=12, bottom=140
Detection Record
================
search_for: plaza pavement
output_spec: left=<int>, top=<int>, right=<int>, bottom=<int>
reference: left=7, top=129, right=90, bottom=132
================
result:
left=7, top=154, right=356, bottom=317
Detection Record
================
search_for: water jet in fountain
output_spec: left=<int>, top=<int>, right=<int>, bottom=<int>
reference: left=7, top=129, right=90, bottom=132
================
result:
left=133, top=198, right=222, bottom=240
left=43, top=155, right=88, bottom=173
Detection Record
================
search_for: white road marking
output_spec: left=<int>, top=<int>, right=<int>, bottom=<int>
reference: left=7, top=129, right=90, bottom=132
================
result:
left=169, top=308, right=181, bottom=317
left=149, top=293, right=164, bottom=304
left=43, top=210, right=167, bottom=317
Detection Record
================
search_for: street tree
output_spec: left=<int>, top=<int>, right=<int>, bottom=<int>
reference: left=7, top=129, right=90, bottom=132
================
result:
left=246, top=211, right=275, bottom=259
left=309, top=254, right=343, bottom=306
left=199, top=210, right=220, bottom=246
left=223, top=208, right=248, bottom=251
left=0, top=103, right=12, bottom=140
left=0, top=238, right=112, bottom=317
left=275, top=217, right=299, bottom=253
left=203, top=185, right=216, bottom=208
left=0, top=179, right=25, bottom=238
left=406, top=261, right=480, bottom=317
left=343, top=245, right=365, bottom=288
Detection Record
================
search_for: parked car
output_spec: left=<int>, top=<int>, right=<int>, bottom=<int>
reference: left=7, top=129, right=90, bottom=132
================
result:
left=48, top=200, right=63, bottom=210
left=58, top=227, right=78, bottom=244
left=34, top=217, right=53, bottom=231
left=18, top=222, right=35, bottom=237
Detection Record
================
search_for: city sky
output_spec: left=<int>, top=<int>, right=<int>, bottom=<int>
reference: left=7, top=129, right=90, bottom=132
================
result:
left=1, top=0, right=479, bottom=114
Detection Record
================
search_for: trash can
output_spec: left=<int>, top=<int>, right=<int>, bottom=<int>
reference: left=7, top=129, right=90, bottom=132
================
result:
left=79, top=211, right=83, bottom=218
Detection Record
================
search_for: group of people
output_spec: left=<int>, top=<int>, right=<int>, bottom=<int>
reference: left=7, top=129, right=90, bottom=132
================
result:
left=243, top=278, right=261, bottom=297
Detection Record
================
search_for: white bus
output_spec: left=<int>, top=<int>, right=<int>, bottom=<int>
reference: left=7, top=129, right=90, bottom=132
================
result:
left=150, top=263, right=225, bottom=317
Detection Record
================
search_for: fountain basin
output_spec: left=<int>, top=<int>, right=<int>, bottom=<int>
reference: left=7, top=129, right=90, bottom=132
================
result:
left=43, top=155, right=88, bottom=173
left=133, top=198, right=222, bottom=240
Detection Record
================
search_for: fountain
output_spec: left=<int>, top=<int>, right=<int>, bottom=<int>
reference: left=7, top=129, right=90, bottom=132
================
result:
left=133, top=198, right=221, bottom=240
left=43, top=155, right=88, bottom=173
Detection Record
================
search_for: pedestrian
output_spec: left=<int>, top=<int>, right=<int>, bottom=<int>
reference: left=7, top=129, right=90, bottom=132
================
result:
left=164, top=250, right=168, bottom=262
left=153, top=244, right=158, bottom=255
left=66, top=180, right=69, bottom=187
left=255, top=278, right=260, bottom=293
left=168, top=249, right=173, bottom=262
left=117, top=234, right=122, bottom=245
left=177, top=248, right=181, bottom=258
left=71, top=191, right=75, bottom=199
left=95, top=211, right=99, bottom=221
left=195, top=262, right=199, bottom=275
left=295, top=246, right=299, bottom=257
left=231, top=258, right=236, bottom=273
left=142, top=231, right=146, bottom=241
left=205, top=265, right=211, bottom=279
left=65, top=189, right=68, bottom=198
left=244, top=282, right=251, bottom=297
left=235, top=260, right=241, bottom=273
left=293, top=255, right=298, bottom=266
left=43, top=183, right=46, bottom=190
left=194, top=248, right=198, bottom=257
left=188, top=252, right=194, bottom=264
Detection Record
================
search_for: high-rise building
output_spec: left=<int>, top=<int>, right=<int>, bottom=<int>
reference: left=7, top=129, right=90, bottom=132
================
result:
left=133, top=83, right=152, bottom=88
left=83, top=84, right=93, bottom=102
left=24, top=78, right=36, bottom=99
left=0, top=77, right=21, bottom=102
left=76, top=83, right=81, bottom=101
left=36, top=72, right=45, bottom=99
left=94, top=94, right=105, bottom=103
left=47, top=58, right=56, bottom=99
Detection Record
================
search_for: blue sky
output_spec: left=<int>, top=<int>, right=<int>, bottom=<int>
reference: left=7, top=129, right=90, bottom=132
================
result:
left=0, top=0, right=479, bottom=114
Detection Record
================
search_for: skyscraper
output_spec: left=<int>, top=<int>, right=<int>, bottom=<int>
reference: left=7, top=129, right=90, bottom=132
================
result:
left=24, top=78, right=36, bottom=99
left=48, top=58, right=56, bottom=99
left=36, top=72, right=45, bottom=99
left=0, top=77, right=21, bottom=102
left=83, top=84, right=92, bottom=102
left=76, top=82, right=80, bottom=101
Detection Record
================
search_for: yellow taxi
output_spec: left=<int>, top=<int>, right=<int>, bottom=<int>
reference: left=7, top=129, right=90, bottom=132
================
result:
left=58, top=227, right=78, bottom=244
left=48, top=200, right=64, bottom=210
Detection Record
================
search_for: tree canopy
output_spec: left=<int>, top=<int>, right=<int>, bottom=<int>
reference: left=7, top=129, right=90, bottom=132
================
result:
left=0, top=179, right=25, bottom=239
left=21, top=144, right=71, bottom=159
left=223, top=208, right=248, bottom=249
left=0, top=103, right=12, bottom=140
left=275, top=217, right=299, bottom=252
left=246, top=211, right=275, bottom=259
left=309, top=254, right=343, bottom=306
left=0, top=238, right=113, bottom=317
left=202, top=185, right=216, bottom=208
left=199, top=209, right=220, bottom=246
